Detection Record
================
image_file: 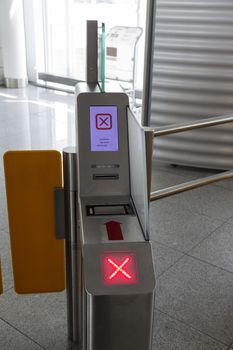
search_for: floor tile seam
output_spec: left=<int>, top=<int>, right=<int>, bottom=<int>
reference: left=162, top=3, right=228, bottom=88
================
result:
left=151, top=193, right=229, bottom=222
left=184, top=219, right=231, bottom=256
left=184, top=253, right=233, bottom=278
left=154, top=307, right=229, bottom=347
left=155, top=247, right=233, bottom=283
left=219, top=214, right=233, bottom=225
left=212, top=178, right=233, bottom=186
left=151, top=215, right=223, bottom=257
left=225, top=213, right=233, bottom=222
left=182, top=205, right=226, bottom=222
left=0, top=317, right=47, bottom=350
left=152, top=164, right=194, bottom=178
left=3, top=286, right=13, bottom=293
left=227, top=341, right=233, bottom=350
left=152, top=167, right=189, bottom=181
left=151, top=238, right=185, bottom=255
left=156, top=253, right=186, bottom=280
left=212, top=182, right=233, bottom=192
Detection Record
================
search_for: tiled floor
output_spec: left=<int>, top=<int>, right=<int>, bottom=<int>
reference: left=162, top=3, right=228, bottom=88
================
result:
left=0, top=85, right=233, bottom=349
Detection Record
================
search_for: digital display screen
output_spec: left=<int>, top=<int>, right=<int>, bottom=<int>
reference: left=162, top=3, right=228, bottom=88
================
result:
left=101, top=252, right=138, bottom=285
left=90, top=106, right=119, bottom=152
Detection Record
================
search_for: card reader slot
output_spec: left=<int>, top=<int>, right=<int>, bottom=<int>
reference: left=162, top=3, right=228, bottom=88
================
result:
left=93, top=174, right=119, bottom=181
left=86, top=204, right=135, bottom=216
left=95, top=206, right=125, bottom=215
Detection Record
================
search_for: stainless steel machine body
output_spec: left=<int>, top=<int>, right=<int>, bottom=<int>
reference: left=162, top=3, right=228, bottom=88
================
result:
left=74, top=82, right=155, bottom=350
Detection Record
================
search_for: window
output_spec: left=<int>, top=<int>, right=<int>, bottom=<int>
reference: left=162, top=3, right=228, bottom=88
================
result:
left=24, top=0, right=146, bottom=89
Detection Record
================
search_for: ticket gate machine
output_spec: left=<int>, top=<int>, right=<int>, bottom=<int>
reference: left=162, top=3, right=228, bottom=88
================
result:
left=3, top=82, right=155, bottom=349
left=76, top=83, right=155, bottom=349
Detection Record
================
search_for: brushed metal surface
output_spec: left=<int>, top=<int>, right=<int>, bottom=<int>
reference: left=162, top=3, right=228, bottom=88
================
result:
left=150, top=0, right=233, bottom=169
left=76, top=89, right=130, bottom=198
left=84, top=242, right=155, bottom=350
left=79, top=197, right=145, bottom=245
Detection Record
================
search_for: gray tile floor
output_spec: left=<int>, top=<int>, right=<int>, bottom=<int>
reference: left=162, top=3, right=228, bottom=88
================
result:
left=0, top=85, right=233, bottom=349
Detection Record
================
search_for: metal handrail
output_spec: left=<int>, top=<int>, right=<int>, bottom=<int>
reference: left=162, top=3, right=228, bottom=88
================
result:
left=150, top=114, right=233, bottom=201
left=154, top=114, right=233, bottom=137
left=151, top=169, right=233, bottom=201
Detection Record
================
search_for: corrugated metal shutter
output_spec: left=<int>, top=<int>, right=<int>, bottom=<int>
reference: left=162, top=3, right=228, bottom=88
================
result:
left=151, top=0, right=233, bottom=169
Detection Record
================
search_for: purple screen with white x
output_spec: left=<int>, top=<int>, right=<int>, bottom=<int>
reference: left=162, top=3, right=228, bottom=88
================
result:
left=90, top=106, right=119, bottom=152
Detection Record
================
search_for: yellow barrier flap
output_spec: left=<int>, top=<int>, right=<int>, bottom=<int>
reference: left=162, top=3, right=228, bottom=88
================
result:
left=0, top=259, right=3, bottom=294
left=4, top=151, right=65, bottom=294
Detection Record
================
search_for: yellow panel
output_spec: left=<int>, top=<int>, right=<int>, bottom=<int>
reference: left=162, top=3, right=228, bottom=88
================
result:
left=0, top=259, right=3, bottom=294
left=4, top=151, right=65, bottom=294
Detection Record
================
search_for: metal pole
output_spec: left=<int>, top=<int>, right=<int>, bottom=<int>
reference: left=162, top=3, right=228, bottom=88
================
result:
left=145, top=129, right=154, bottom=202
left=63, top=147, right=82, bottom=344
left=141, top=0, right=157, bottom=126
left=154, top=114, right=233, bottom=138
left=150, top=169, right=233, bottom=201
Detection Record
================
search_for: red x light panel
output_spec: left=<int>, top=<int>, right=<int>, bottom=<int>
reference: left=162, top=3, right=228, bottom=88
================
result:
left=101, top=252, right=138, bottom=285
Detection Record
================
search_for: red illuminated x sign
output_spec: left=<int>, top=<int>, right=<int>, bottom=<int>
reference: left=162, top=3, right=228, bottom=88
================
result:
left=107, top=257, right=131, bottom=280
left=101, top=252, right=138, bottom=285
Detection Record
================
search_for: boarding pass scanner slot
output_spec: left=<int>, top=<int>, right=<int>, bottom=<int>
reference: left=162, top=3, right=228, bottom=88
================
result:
left=93, top=174, right=119, bottom=180
left=86, top=204, right=135, bottom=216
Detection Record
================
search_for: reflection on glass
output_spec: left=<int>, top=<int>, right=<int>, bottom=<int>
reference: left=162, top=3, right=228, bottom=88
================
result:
left=127, top=107, right=149, bottom=240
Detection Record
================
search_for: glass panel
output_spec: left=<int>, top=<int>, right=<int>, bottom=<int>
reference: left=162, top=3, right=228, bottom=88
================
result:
left=105, top=26, right=142, bottom=82
left=127, top=107, right=149, bottom=240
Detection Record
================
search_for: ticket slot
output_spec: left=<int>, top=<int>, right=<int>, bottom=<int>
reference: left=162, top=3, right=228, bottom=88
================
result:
left=86, top=204, right=134, bottom=216
left=93, top=174, right=119, bottom=181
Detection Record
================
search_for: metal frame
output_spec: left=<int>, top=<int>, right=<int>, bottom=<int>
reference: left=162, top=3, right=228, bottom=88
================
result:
left=150, top=114, right=233, bottom=201
left=63, top=148, right=82, bottom=344
left=141, top=0, right=156, bottom=126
